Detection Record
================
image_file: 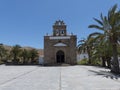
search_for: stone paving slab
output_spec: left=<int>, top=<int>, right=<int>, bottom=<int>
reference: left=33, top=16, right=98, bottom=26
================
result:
left=61, top=66, right=120, bottom=90
left=0, top=65, right=60, bottom=90
left=0, top=65, right=120, bottom=90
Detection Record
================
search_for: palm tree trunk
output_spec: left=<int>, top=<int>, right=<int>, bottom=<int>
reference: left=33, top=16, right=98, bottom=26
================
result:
left=87, top=47, right=91, bottom=64
left=87, top=51, right=91, bottom=64
left=102, top=57, right=106, bottom=67
left=106, top=57, right=111, bottom=68
left=23, top=57, right=26, bottom=64
left=0, top=56, right=2, bottom=61
left=111, top=43, right=120, bottom=73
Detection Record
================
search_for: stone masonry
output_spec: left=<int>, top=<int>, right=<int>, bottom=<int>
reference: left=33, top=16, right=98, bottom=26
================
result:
left=44, top=20, right=77, bottom=65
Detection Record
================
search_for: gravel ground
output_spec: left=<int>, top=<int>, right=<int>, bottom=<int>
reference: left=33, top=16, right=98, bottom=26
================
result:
left=0, top=65, right=120, bottom=90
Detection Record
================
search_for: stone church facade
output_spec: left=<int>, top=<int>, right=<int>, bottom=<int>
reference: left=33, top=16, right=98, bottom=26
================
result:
left=44, top=20, right=77, bottom=65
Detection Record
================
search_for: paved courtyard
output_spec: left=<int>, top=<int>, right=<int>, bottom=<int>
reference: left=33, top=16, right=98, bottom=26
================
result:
left=0, top=65, right=120, bottom=90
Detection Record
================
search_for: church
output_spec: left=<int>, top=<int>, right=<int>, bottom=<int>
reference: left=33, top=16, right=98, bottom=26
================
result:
left=44, top=20, right=77, bottom=65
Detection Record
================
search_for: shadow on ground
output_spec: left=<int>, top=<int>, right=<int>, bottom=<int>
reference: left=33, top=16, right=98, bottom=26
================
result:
left=4, top=63, right=74, bottom=67
left=89, top=69, right=120, bottom=80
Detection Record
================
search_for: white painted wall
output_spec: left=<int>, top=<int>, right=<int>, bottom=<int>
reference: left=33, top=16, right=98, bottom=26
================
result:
left=49, top=36, right=70, bottom=39
left=39, top=56, right=44, bottom=65
left=77, top=53, right=88, bottom=62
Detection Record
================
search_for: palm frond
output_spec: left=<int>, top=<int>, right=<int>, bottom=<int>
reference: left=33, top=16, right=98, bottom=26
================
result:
left=111, top=4, right=117, bottom=14
left=88, top=25, right=104, bottom=30
left=100, top=13, right=104, bottom=21
left=93, top=18, right=103, bottom=26
left=88, top=32, right=103, bottom=38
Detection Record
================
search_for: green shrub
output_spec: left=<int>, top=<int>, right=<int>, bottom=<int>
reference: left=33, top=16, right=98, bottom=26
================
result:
left=91, top=58, right=102, bottom=66
left=77, top=58, right=102, bottom=66
left=0, top=60, right=4, bottom=65
left=77, top=58, right=88, bottom=65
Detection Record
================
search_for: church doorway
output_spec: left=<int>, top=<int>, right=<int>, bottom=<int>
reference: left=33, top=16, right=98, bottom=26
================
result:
left=56, top=50, right=65, bottom=63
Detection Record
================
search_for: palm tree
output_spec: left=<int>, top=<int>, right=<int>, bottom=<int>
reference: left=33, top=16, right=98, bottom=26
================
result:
left=78, top=37, right=94, bottom=64
left=118, top=46, right=120, bottom=56
left=88, top=4, right=120, bottom=73
left=91, top=39, right=112, bottom=68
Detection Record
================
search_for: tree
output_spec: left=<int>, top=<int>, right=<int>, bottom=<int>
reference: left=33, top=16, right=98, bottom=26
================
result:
left=0, top=44, right=7, bottom=62
left=10, top=45, right=22, bottom=64
left=91, top=39, right=112, bottom=68
left=88, top=4, right=120, bottom=73
left=29, top=49, right=39, bottom=64
left=21, top=49, right=29, bottom=64
left=78, top=37, right=94, bottom=64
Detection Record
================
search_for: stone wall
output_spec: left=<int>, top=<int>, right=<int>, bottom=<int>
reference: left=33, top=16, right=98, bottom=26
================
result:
left=44, top=35, right=77, bottom=65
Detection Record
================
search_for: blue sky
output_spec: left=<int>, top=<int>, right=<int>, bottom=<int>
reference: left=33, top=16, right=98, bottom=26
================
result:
left=0, top=0, right=119, bottom=49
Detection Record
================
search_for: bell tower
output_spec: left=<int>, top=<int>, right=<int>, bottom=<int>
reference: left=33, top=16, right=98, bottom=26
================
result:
left=53, top=20, right=67, bottom=36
